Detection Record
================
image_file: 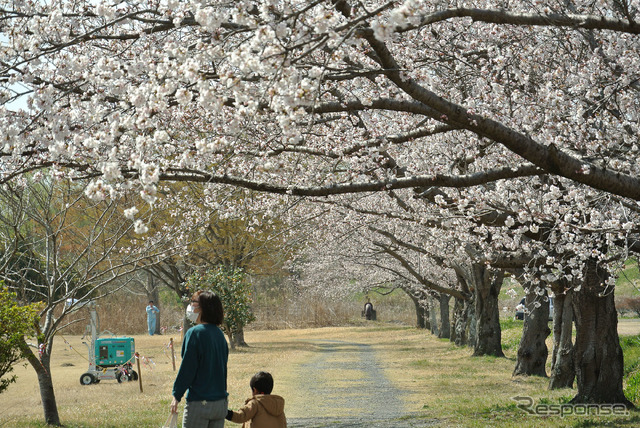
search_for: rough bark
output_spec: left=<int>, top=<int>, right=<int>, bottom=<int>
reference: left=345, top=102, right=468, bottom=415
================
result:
left=451, top=264, right=474, bottom=346
left=429, top=296, right=439, bottom=336
left=570, top=259, right=633, bottom=406
left=472, top=265, right=505, bottom=357
left=453, top=295, right=473, bottom=347
left=549, top=284, right=575, bottom=389
left=418, top=303, right=429, bottom=329
left=450, top=297, right=460, bottom=343
left=468, top=295, right=477, bottom=348
left=513, top=287, right=550, bottom=377
left=438, top=294, right=451, bottom=339
left=411, top=294, right=429, bottom=329
left=232, top=328, right=248, bottom=348
left=21, top=340, right=60, bottom=426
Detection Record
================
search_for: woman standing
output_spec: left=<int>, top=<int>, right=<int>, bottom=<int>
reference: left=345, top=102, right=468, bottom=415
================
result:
left=170, top=290, right=229, bottom=428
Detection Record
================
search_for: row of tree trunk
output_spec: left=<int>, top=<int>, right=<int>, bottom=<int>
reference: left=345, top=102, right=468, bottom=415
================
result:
left=417, top=259, right=633, bottom=406
left=27, top=257, right=633, bottom=427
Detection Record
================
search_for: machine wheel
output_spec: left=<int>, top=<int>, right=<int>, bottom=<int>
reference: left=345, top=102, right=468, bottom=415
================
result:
left=80, top=373, right=95, bottom=385
left=116, top=371, right=129, bottom=383
left=129, top=370, right=139, bottom=381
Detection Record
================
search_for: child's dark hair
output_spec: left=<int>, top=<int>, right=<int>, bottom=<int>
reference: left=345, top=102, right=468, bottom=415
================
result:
left=250, top=371, right=274, bottom=394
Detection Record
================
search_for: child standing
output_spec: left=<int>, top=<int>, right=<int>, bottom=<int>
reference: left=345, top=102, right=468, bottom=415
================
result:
left=226, top=371, right=286, bottom=428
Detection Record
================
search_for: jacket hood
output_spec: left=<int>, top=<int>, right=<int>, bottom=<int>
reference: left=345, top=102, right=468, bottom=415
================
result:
left=253, top=394, right=285, bottom=416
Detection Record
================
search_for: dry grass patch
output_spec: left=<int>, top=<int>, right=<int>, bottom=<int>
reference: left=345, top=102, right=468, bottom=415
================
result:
left=1, top=324, right=639, bottom=427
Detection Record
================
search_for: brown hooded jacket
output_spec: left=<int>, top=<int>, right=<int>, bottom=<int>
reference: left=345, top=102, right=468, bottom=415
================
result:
left=229, top=394, right=286, bottom=428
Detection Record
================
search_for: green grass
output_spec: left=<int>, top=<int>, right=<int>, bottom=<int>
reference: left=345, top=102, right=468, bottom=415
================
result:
left=4, top=297, right=640, bottom=427
left=500, top=318, right=522, bottom=330
left=538, top=395, right=573, bottom=404
left=501, top=318, right=525, bottom=352
left=621, top=335, right=640, bottom=375
left=621, top=334, right=640, bottom=403
left=625, top=371, right=640, bottom=405
left=615, top=258, right=640, bottom=296
left=499, top=322, right=640, bottom=409
left=409, top=359, right=432, bottom=368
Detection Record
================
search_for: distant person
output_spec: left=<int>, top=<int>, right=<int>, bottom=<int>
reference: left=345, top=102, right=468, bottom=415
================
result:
left=515, top=297, right=526, bottom=320
left=146, top=300, right=160, bottom=335
left=226, top=371, right=287, bottom=428
left=171, top=291, right=229, bottom=428
left=364, top=298, right=374, bottom=320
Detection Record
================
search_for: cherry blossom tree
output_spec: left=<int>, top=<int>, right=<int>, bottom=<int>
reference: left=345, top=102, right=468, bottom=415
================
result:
left=0, top=1, right=638, bottom=199
left=2, top=0, right=640, bottom=407
left=292, top=195, right=481, bottom=344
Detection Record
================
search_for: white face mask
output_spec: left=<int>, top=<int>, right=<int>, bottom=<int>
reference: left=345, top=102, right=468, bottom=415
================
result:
left=186, top=304, right=199, bottom=323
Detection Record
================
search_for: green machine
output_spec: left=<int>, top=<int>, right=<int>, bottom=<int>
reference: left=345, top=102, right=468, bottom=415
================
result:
left=79, top=302, right=138, bottom=385
left=96, top=337, right=135, bottom=366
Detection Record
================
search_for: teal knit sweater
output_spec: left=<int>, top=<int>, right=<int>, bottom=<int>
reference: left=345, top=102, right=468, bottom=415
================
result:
left=172, top=324, right=229, bottom=402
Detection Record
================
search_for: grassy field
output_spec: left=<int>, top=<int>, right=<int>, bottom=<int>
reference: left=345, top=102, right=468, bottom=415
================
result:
left=1, top=321, right=639, bottom=428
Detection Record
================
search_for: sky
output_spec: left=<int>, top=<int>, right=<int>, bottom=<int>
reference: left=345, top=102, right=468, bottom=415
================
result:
left=1, top=33, right=31, bottom=112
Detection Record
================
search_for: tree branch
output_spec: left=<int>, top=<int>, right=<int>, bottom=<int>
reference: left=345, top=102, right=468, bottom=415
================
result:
left=363, top=29, right=640, bottom=200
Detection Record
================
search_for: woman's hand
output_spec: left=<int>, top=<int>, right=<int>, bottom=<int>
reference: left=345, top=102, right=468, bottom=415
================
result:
left=170, top=397, right=179, bottom=414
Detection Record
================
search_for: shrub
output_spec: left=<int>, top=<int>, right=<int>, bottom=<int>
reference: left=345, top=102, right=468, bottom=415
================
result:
left=184, top=266, right=255, bottom=346
left=618, top=297, right=640, bottom=317
left=0, top=284, right=40, bottom=394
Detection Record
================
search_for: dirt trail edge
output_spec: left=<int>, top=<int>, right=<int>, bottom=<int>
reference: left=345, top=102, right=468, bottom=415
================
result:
left=285, top=339, right=437, bottom=428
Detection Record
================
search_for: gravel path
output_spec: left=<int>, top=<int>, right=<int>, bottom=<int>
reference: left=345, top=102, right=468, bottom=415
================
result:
left=285, top=339, right=437, bottom=428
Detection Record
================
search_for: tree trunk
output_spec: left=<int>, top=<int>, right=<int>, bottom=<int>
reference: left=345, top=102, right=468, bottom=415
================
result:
left=513, top=287, right=550, bottom=377
left=411, top=294, right=428, bottom=329
left=438, top=294, right=451, bottom=339
left=226, top=329, right=236, bottom=350
left=429, top=296, right=439, bottom=336
left=472, top=265, right=504, bottom=357
left=423, top=301, right=430, bottom=331
left=452, top=265, right=473, bottom=347
left=453, top=296, right=472, bottom=347
left=549, top=284, right=575, bottom=389
left=570, top=259, right=632, bottom=406
left=450, top=298, right=460, bottom=344
left=21, top=341, right=60, bottom=426
left=468, top=298, right=477, bottom=349
left=232, top=327, right=248, bottom=348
